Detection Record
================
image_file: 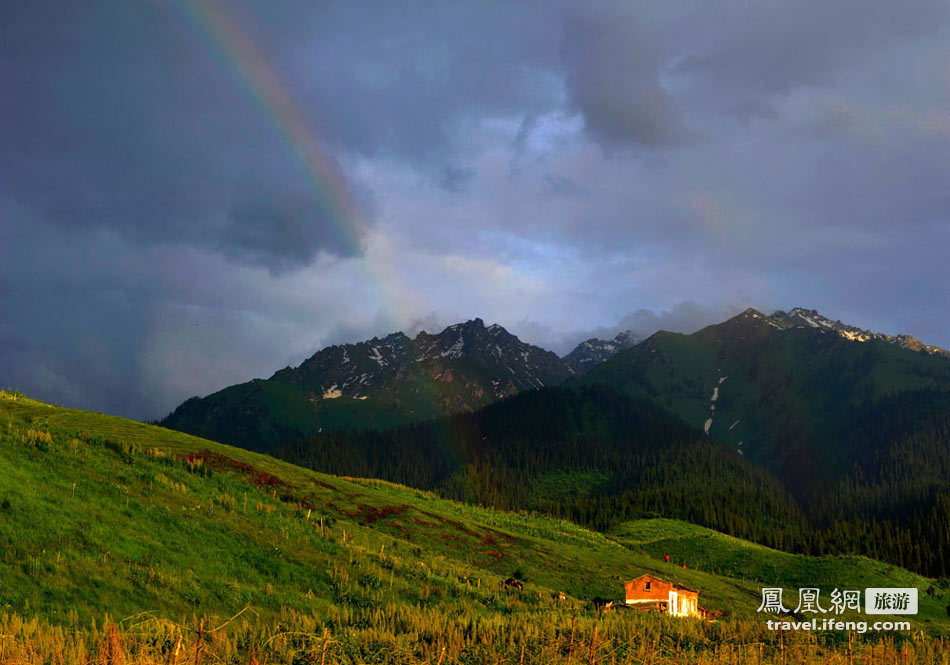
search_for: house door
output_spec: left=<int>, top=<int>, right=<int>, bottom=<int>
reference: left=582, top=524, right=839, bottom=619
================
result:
left=669, top=591, right=678, bottom=616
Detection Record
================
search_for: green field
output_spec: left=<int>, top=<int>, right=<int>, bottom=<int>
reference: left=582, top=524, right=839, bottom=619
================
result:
left=579, top=314, right=950, bottom=476
left=1, top=390, right=948, bottom=663
left=609, top=519, right=949, bottom=623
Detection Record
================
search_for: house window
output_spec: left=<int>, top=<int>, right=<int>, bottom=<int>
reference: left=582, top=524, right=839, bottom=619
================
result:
left=645, top=582, right=651, bottom=590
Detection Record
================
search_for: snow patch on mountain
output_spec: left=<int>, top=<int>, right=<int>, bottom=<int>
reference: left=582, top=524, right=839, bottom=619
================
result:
left=440, top=335, right=465, bottom=359
left=769, top=307, right=949, bottom=357
left=322, top=385, right=342, bottom=399
left=563, top=329, right=642, bottom=374
left=369, top=346, right=386, bottom=366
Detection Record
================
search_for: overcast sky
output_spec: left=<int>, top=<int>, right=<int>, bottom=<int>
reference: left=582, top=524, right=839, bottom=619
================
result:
left=2, top=0, right=948, bottom=420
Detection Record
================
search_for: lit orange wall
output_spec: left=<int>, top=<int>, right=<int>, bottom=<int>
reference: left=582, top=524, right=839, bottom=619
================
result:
left=624, top=576, right=698, bottom=605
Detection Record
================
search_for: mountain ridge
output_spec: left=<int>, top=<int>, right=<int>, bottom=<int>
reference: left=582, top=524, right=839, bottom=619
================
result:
left=770, top=307, right=950, bottom=357
left=159, top=306, right=949, bottom=453
left=269, top=317, right=570, bottom=399
left=580, top=306, right=950, bottom=491
left=562, top=330, right=641, bottom=374
left=159, top=317, right=574, bottom=450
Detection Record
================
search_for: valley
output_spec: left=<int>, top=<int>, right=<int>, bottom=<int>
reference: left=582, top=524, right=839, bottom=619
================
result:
left=6, top=308, right=950, bottom=662
left=2, top=390, right=949, bottom=663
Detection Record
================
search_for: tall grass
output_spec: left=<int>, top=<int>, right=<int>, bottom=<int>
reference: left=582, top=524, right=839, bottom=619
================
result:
left=0, top=609, right=948, bottom=665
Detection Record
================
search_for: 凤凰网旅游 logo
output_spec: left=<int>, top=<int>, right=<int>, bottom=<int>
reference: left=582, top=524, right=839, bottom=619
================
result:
left=756, top=587, right=917, bottom=633
left=757, top=587, right=917, bottom=616
left=863, top=588, right=918, bottom=615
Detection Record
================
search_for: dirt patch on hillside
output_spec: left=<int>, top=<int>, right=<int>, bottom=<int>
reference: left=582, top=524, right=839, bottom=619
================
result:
left=417, top=509, right=521, bottom=546
left=418, top=510, right=480, bottom=538
left=346, top=504, right=409, bottom=525
left=475, top=549, right=505, bottom=564
left=180, top=449, right=254, bottom=473
left=411, top=518, right=442, bottom=528
left=248, top=469, right=285, bottom=487
left=310, top=478, right=340, bottom=492
left=178, top=449, right=288, bottom=488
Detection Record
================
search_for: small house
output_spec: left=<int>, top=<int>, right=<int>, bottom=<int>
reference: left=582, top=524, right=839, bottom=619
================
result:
left=623, top=574, right=700, bottom=618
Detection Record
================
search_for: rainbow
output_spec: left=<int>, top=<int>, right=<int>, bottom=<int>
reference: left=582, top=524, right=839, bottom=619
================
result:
left=161, top=0, right=403, bottom=326
left=161, top=0, right=483, bottom=462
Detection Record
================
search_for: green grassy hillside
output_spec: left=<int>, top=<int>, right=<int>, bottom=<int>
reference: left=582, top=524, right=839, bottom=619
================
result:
left=580, top=310, right=950, bottom=481
left=277, top=385, right=810, bottom=545
left=609, top=519, right=949, bottom=623
left=574, top=311, right=950, bottom=577
left=160, top=377, right=430, bottom=453
left=1, top=390, right=948, bottom=663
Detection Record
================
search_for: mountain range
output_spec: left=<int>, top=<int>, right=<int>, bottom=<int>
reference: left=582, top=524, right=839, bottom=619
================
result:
left=160, top=306, right=949, bottom=456
left=160, top=317, right=572, bottom=451
left=272, top=309, right=950, bottom=577
left=580, top=307, right=950, bottom=484
left=158, top=305, right=950, bottom=574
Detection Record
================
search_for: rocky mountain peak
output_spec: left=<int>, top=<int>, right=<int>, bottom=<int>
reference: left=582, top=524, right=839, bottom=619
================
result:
left=767, top=307, right=950, bottom=357
left=562, top=329, right=642, bottom=375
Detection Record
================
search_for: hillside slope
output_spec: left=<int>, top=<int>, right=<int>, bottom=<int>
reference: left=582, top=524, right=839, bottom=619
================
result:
left=3, top=391, right=949, bottom=663
left=580, top=308, right=950, bottom=483
left=277, top=385, right=809, bottom=547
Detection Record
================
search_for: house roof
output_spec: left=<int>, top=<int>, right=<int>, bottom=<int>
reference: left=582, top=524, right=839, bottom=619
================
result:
left=624, top=574, right=699, bottom=595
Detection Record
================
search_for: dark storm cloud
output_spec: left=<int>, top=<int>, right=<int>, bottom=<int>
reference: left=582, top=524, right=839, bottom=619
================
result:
left=543, top=175, right=585, bottom=198
left=273, top=1, right=564, bottom=163
left=437, top=165, right=476, bottom=193
left=218, top=180, right=370, bottom=273
left=559, top=6, right=697, bottom=149
left=262, top=0, right=701, bottom=158
left=0, top=216, right=154, bottom=415
left=0, top=0, right=364, bottom=272
left=1, top=0, right=948, bottom=420
left=0, top=206, right=367, bottom=418
left=725, top=99, right=778, bottom=122
left=675, top=0, right=949, bottom=96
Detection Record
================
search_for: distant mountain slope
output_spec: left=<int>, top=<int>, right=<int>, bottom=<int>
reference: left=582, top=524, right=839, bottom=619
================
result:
left=160, top=318, right=573, bottom=452
left=279, top=380, right=950, bottom=576
left=562, top=330, right=640, bottom=374
left=278, top=384, right=808, bottom=542
left=579, top=307, right=950, bottom=491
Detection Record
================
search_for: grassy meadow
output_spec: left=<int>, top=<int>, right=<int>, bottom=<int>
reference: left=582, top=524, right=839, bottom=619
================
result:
left=1, top=390, right=948, bottom=664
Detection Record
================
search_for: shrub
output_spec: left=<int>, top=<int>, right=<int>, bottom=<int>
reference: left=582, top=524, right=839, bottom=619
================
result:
left=215, top=493, right=237, bottom=512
